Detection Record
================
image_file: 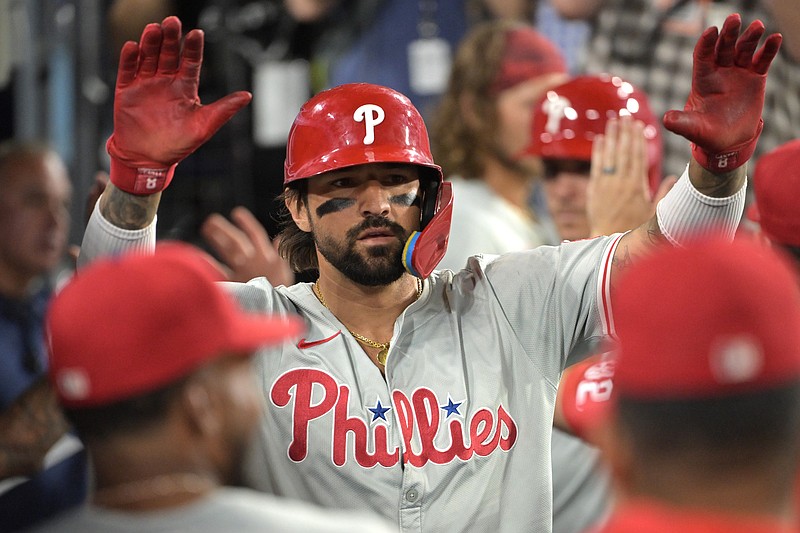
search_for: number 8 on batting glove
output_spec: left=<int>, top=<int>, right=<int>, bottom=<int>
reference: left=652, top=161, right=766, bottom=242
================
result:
left=108, top=16, right=252, bottom=195
left=662, top=14, right=782, bottom=173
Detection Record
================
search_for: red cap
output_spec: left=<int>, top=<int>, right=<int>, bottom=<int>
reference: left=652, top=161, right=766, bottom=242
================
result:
left=488, top=27, right=567, bottom=95
left=612, top=238, right=800, bottom=400
left=47, top=244, right=304, bottom=408
left=751, top=139, right=800, bottom=247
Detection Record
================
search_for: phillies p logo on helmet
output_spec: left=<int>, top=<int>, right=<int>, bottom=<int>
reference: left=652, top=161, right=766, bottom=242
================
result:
left=353, top=104, right=385, bottom=145
left=283, top=83, right=441, bottom=186
left=542, top=94, right=571, bottom=135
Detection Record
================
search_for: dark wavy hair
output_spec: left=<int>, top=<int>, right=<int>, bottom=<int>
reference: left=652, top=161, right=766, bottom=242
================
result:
left=276, top=181, right=319, bottom=274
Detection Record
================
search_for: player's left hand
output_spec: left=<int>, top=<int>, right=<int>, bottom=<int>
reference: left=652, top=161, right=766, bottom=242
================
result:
left=200, top=206, right=295, bottom=286
left=587, top=116, right=676, bottom=236
left=662, top=13, right=782, bottom=173
left=108, top=16, right=252, bottom=194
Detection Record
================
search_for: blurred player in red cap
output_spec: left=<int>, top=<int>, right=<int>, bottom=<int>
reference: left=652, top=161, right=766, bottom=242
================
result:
left=33, top=244, right=394, bottom=532
left=587, top=238, right=800, bottom=532
left=747, top=139, right=800, bottom=273
left=747, top=139, right=800, bottom=528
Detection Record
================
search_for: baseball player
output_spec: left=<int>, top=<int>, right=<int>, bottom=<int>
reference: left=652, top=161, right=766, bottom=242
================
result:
left=78, top=14, right=780, bottom=533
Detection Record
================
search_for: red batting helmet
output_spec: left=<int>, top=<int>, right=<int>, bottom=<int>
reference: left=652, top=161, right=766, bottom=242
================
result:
left=284, top=83, right=452, bottom=278
left=526, top=74, right=663, bottom=193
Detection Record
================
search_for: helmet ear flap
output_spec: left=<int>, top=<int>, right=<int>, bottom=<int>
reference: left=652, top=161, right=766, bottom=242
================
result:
left=419, top=172, right=442, bottom=229
left=403, top=182, right=453, bottom=279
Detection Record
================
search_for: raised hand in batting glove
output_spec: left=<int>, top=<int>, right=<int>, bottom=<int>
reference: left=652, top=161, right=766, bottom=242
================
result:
left=108, top=16, right=252, bottom=195
left=662, top=14, right=781, bottom=173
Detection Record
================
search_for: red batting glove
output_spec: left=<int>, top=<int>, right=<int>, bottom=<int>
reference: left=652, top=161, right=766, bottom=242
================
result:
left=662, top=14, right=782, bottom=173
left=108, top=16, right=252, bottom=195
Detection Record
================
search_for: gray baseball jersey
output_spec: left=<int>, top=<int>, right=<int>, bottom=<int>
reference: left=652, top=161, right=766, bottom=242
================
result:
left=30, top=487, right=396, bottom=532
left=228, top=234, right=621, bottom=533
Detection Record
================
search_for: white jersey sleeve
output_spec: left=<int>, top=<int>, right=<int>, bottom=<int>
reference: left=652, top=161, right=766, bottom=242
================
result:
left=460, top=233, right=622, bottom=381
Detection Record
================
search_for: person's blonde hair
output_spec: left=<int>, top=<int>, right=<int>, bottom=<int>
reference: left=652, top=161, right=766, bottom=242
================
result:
left=430, top=20, right=522, bottom=179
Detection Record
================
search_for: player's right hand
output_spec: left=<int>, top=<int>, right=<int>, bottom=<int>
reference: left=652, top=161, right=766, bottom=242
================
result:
left=108, top=16, right=252, bottom=195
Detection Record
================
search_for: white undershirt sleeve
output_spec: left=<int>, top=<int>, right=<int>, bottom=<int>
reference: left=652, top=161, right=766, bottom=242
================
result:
left=656, top=164, right=746, bottom=246
left=76, top=200, right=157, bottom=269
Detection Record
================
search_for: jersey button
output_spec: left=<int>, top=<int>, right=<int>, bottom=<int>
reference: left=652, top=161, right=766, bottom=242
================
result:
left=405, top=489, right=419, bottom=503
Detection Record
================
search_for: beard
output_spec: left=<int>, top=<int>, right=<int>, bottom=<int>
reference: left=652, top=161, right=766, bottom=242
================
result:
left=314, top=216, right=409, bottom=286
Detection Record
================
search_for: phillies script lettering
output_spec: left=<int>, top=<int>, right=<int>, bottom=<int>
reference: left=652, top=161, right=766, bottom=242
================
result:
left=271, top=369, right=518, bottom=468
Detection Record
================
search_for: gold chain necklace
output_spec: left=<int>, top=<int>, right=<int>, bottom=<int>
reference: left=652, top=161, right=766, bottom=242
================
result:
left=313, top=279, right=423, bottom=366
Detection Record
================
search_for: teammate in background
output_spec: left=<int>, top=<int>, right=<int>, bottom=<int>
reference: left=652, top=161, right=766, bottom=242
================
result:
left=431, top=22, right=608, bottom=533
left=78, top=15, right=780, bottom=533
left=31, top=244, right=395, bottom=533
left=525, top=74, right=677, bottom=242
left=587, top=238, right=800, bottom=533
left=746, top=139, right=800, bottom=273
left=0, top=142, right=88, bottom=531
left=431, top=20, right=568, bottom=263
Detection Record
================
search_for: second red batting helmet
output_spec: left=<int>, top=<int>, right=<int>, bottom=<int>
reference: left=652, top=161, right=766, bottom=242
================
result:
left=526, top=74, right=663, bottom=193
left=284, top=83, right=451, bottom=278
